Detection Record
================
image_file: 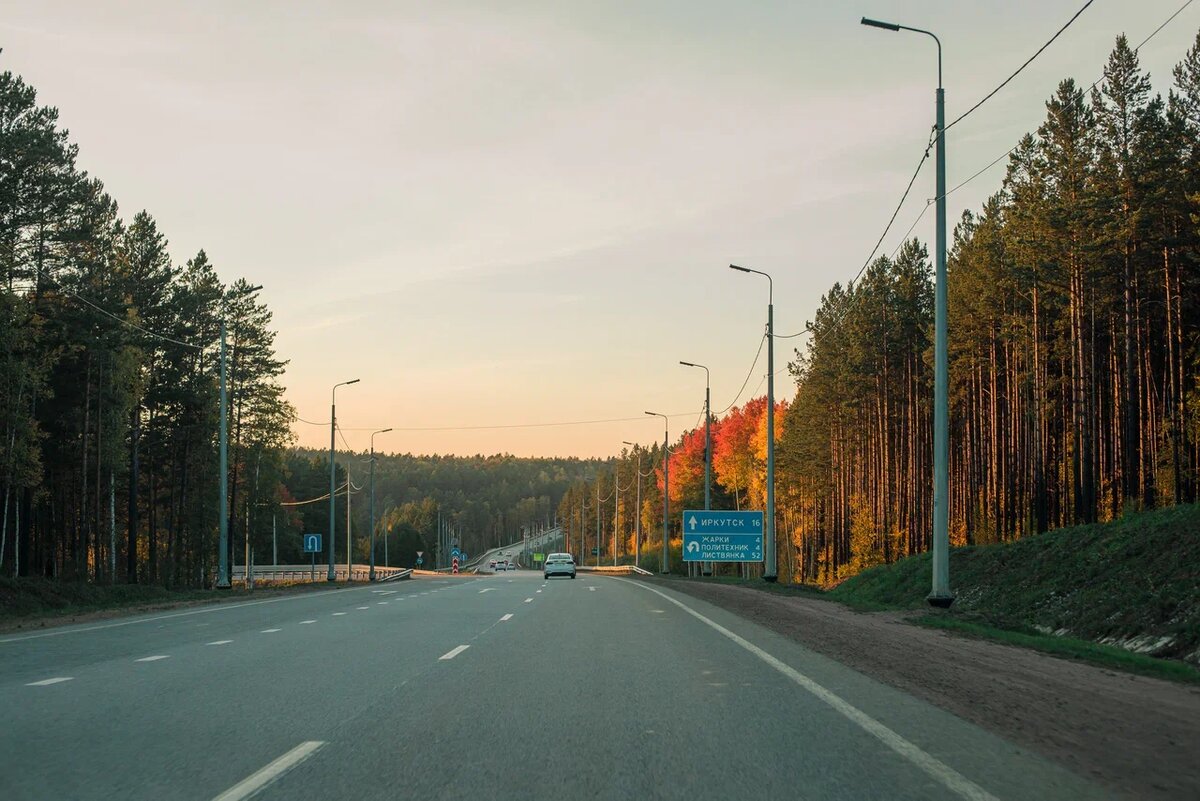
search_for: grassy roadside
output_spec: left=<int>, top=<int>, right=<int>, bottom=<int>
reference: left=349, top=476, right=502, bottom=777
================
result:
left=913, top=615, right=1200, bottom=684
left=0, top=577, right=341, bottom=631
left=661, top=505, right=1200, bottom=683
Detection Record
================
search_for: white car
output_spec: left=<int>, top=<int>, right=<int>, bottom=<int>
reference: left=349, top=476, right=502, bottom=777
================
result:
left=543, top=553, right=576, bottom=579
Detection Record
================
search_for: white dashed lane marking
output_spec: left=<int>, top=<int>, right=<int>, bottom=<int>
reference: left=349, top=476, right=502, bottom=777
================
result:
left=377, top=602, right=388, bottom=605
left=207, top=640, right=234, bottom=646
left=135, top=655, right=170, bottom=662
left=523, top=598, right=533, bottom=603
left=500, top=614, right=513, bottom=621
left=211, top=740, right=326, bottom=801
left=357, top=606, right=369, bottom=610
left=261, top=629, right=281, bottom=634
left=26, top=677, right=73, bottom=686
left=332, top=612, right=347, bottom=616
left=300, top=620, right=316, bottom=624
left=439, top=645, right=470, bottom=660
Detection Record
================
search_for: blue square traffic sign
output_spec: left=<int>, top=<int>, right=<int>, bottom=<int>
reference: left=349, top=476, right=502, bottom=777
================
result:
left=303, top=533, right=322, bottom=554
left=682, top=510, right=763, bottom=562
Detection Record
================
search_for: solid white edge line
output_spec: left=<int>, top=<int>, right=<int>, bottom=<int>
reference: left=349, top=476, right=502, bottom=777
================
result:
left=210, top=740, right=326, bottom=801
left=500, top=614, right=513, bottom=621
left=614, top=578, right=999, bottom=801
left=135, top=655, right=170, bottom=662
left=26, top=676, right=73, bottom=686
left=439, top=645, right=470, bottom=660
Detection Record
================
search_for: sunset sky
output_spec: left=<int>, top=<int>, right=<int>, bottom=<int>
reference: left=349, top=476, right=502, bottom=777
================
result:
left=3, top=0, right=1196, bottom=457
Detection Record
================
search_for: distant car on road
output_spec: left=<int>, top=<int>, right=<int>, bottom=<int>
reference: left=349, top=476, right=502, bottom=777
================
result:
left=488, top=560, right=497, bottom=570
left=544, top=553, right=576, bottom=579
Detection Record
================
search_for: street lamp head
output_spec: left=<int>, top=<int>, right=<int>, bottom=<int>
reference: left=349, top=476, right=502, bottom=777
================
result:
left=346, top=378, right=361, bottom=385
left=861, top=16, right=900, bottom=31
left=729, top=264, right=750, bottom=273
left=380, top=427, right=393, bottom=434
left=679, top=360, right=694, bottom=367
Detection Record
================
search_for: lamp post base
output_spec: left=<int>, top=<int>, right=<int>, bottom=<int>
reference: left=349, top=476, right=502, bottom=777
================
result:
left=762, top=575, right=778, bottom=583
left=215, top=580, right=231, bottom=590
left=927, top=593, right=955, bottom=609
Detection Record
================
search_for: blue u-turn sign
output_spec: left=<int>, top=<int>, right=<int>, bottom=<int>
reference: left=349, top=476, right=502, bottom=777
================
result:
left=682, top=510, right=763, bottom=562
left=303, top=533, right=322, bottom=554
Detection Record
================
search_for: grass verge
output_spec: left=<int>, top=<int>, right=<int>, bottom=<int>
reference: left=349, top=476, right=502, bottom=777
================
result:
left=915, top=614, right=1200, bottom=685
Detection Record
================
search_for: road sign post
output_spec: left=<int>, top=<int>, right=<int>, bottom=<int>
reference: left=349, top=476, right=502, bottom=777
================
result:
left=682, top=511, right=763, bottom=562
left=303, top=533, right=322, bottom=581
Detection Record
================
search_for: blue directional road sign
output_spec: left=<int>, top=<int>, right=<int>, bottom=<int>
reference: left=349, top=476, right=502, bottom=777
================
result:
left=415, top=557, right=423, bottom=566
left=452, top=547, right=461, bottom=558
left=302, top=533, right=322, bottom=554
left=682, top=510, right=763, bottom=562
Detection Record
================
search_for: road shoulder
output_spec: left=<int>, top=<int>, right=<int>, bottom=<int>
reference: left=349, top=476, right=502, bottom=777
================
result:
left=646, top=576, right=1200, bottom=801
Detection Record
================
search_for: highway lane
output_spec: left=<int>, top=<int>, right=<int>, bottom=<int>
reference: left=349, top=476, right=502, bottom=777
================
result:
left=0, top=572, right=1110, bottom=800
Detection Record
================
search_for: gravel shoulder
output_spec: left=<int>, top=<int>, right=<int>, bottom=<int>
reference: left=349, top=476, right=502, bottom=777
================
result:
left=652, top=577, right=1200, bottom=801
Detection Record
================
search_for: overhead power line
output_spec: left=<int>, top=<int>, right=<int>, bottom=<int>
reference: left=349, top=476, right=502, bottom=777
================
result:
left=944, top=0, right=1096, bottom=133
left=940, top=0, right=1196, bottom=202
left=715, top=334, right=767, bottom=416
left=41, top=269, right=201, bottom=350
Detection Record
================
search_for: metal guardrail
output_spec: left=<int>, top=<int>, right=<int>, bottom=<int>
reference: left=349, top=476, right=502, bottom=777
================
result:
left=576, top=565, right=653, bottom=576
left=230, top=565, right=412, bottom=584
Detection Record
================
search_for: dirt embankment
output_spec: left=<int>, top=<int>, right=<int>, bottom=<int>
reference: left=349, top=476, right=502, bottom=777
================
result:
left=658, top=578, right=1200, bottom=801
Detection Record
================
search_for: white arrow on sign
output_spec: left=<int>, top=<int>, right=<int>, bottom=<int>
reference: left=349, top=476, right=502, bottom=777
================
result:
left=688, top=515, right=698, bottom=531
left=686, top=541, right=699, bottom=553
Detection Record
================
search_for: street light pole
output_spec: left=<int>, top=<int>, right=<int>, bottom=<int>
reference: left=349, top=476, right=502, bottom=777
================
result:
left=623, top=442, right=642, bottom=569
left=368, top=427, right=392, bottom=581
left=613, top=462, right=620, bottom=567
left=328, top=378, right=360, bottom=581
left=729, top=265, right=776, bottom=581
left=645, top=412, right=670, bottom=574
left=681, top=361, right=712, bottom=576
left=217, top=321, right=230, bottom=588
left=861, top=15, right=952, bottom=607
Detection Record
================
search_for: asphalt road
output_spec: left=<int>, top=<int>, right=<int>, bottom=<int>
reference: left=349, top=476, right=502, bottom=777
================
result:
left=0, top=572, right=1111, bottom=800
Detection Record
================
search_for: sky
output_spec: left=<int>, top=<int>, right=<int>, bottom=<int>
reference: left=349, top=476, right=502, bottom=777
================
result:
left=2, top=0, right=1198, bottom=457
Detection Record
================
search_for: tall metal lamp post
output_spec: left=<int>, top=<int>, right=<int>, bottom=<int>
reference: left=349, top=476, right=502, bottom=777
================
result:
left=729, top=265, right=776, bottom=582
left=681, top=360, right=712, bottom=576
left=368, top=427, right=392, bottom=580
left=328, top=378, right=360, bottom=581
left=645, top=412, right=670, bottom=574
left=861, top=15, right=952, bottom=607
left=623, top=441, right=643, bottom=568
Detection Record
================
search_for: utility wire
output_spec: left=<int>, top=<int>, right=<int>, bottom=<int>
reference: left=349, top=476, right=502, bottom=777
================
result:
left=944, top=0, right=1096, bottom=133
left=805, top=0, right=1187, bottom=349
left=715, top=333, right=767, bottom=416
left=41, top=269, right=201, bottom=350
left=940, top=0, right=1196, bottom=202
left=300, top=412, right=699, bottom=434
left=280, top=481, right=353, bottom=506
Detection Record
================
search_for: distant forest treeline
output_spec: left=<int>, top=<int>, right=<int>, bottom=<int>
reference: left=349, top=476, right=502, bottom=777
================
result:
left=280, top=449, right=598, bottom=567
left=565, top=33, right=1200, bottom=584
